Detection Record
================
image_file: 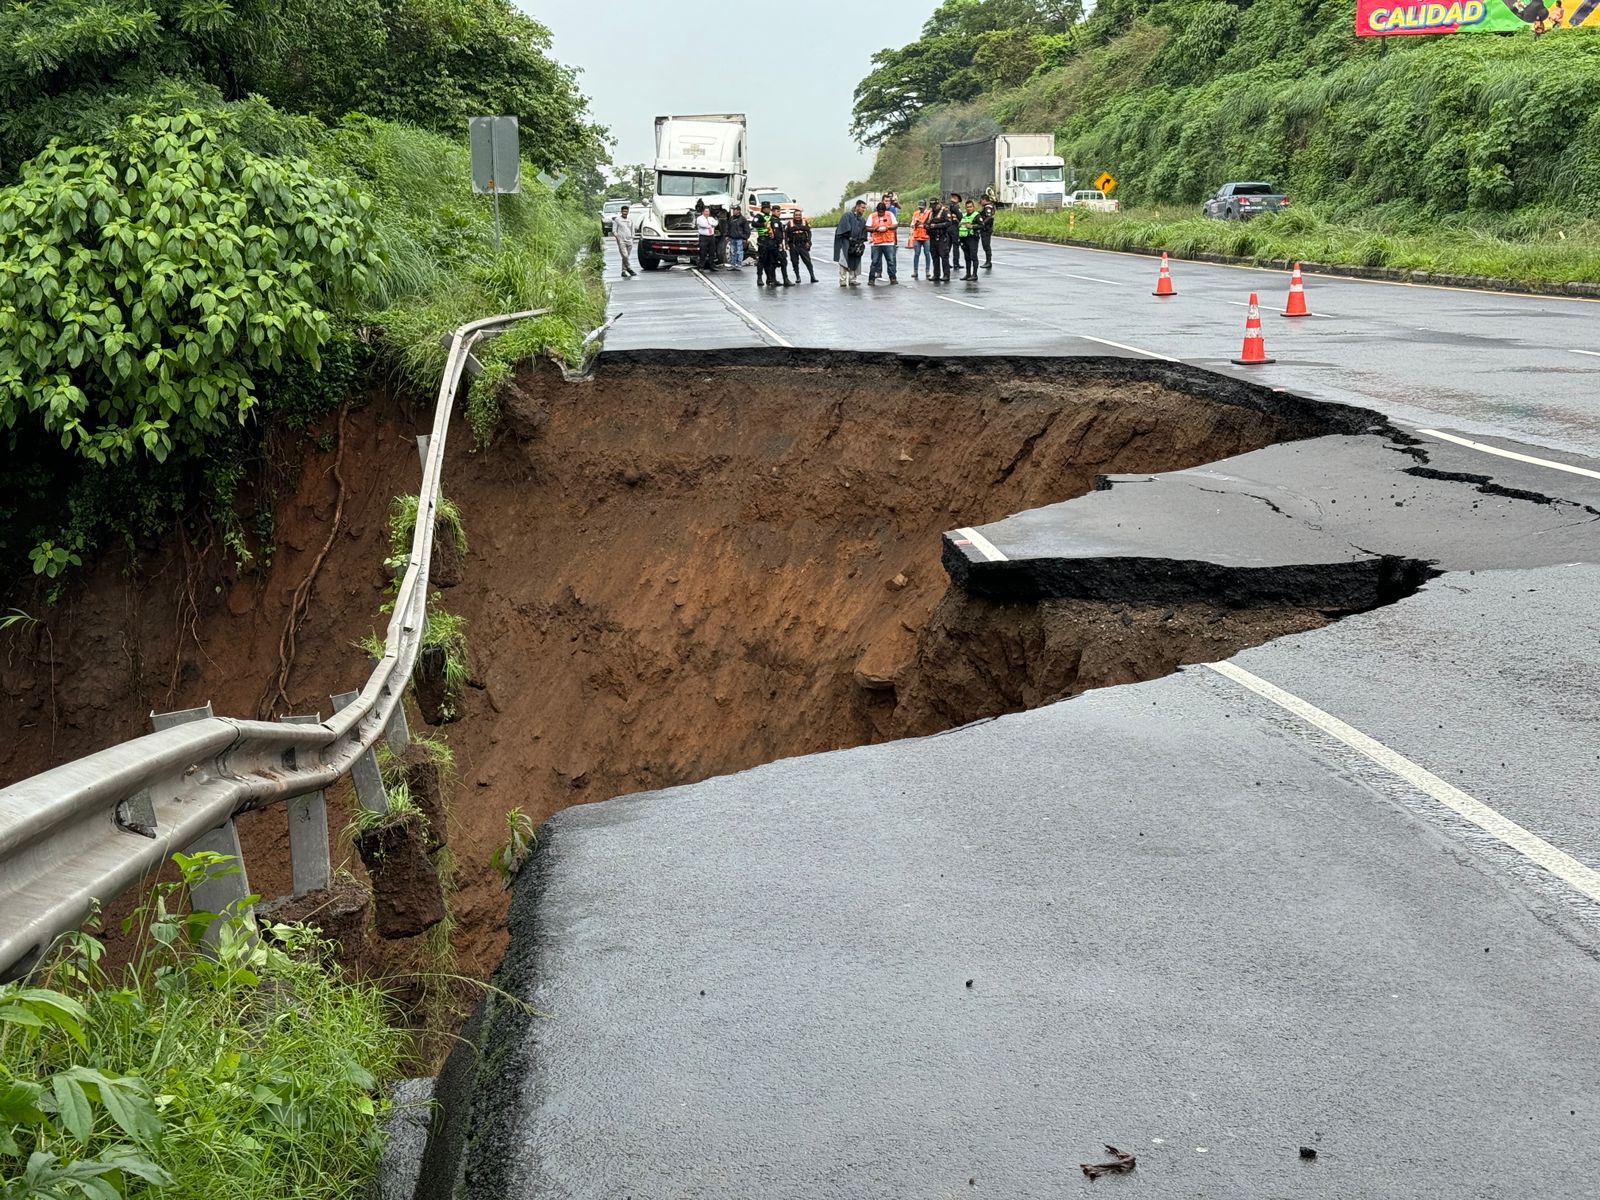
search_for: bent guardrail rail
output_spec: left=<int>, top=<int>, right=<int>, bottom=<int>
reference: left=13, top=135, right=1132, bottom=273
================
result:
left=0, top=309, right=547, bottom=981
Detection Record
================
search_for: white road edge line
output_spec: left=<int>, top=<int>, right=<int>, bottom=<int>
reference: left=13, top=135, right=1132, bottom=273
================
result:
left=1415, top=428, right=1600, bottom=482
left=1075, top=333, right=1179, bottom=362
left=951, top=526, right=1007, bottom=562
left=691, top=269, right=794, bottom=348
left=1569, top=349, right=1600, bottom=357
left=1207, top=660, right=1600, bottom=905
left=936, top=295, right=986, bottom=310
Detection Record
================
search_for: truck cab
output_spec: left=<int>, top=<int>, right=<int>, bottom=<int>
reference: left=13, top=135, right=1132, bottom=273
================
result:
left=638, top=113, right=748, bottom=270
left=999, top=158, right=1067, bottom=209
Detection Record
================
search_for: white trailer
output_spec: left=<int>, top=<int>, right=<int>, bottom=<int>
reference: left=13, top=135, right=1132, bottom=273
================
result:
left=940, top=134, right=1066, bottom=209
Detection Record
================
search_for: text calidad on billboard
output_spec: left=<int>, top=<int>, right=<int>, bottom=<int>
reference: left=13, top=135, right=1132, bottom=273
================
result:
left=1357, top=0, right=1597, bottom=35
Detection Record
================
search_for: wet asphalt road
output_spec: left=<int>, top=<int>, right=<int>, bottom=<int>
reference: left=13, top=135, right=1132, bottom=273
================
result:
left=428, top=239, right=1600, bottom=1199
left=605, top=237, right=1600, bottom=456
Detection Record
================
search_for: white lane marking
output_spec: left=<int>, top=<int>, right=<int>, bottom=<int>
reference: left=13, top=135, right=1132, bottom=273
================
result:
left=936, top=295, right=986, bottom=310
left=1207, top=661, right=1600, bottom=905
left=951, top=526, right=1007, bottom=562
left=691, top=269, right=794, bottom=348
left=1075, top=333, right=1180, bottom=362
left=1059, top=271, right=1126, bottom=286
left=1569, top=349, right=1600, bottom=357
left=1414, top=428, right=1600, bottom=482
left=998, top=236, right=1600, bottom=305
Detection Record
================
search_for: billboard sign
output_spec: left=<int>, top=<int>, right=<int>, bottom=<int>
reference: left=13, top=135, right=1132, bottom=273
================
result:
left=1357, top=0, right=1597, bottom=35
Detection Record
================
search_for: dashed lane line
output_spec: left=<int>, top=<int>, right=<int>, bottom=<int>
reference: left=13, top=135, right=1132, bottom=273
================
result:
left=1414, top=428, right=1600, bottom=483
left=951, top=527, right=1007, bottom=562
left=1074, top=333, right=1179, bottom=362
left=1569, top=349, right=1600, bottom=358
left=1058, top=271, right=1127, bottom=286
left=1207, top=660, right=1600, bottom=905
left=935, top=295, right=986, bottom=310
left=691, top=269, right=794, bottom=348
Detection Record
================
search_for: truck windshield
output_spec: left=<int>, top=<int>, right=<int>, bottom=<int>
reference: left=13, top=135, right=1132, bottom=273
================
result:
left=657, top=173, right=732, bottom=197
left=1015, top=167, right=1064, bottom=183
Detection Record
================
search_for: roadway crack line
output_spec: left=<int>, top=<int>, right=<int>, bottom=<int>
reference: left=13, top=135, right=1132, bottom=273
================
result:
left=1206, top=660, right=1600, bottom=905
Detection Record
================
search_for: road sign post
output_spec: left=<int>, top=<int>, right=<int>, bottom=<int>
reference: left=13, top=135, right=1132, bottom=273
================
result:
left=469, top=115, right=521, bottom=251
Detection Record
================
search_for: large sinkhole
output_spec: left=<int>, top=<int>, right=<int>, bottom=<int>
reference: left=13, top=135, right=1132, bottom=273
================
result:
left=430, top=349, right=1395, bottom=966
left=0, top=349, right=1407, bottom=976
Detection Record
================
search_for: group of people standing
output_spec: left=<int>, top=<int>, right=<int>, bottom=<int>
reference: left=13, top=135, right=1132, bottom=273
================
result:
left=706, top=201, right=818, bottom=285
left=831, top=192, right=994, bottom=287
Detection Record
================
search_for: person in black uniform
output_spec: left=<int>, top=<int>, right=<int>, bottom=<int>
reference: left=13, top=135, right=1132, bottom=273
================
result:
left=945, top=192, right=964, bottom=275
left=927, top=201, right=954, bottom=283
left=787, top=211, right=818, bottom=283
left=759, top=212, right=791, bottom=286
left=977, top=202, right=995, bottom=269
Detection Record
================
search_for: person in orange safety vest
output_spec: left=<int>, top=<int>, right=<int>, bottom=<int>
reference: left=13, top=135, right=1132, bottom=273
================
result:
left=866, top=201, right=899, bottom=285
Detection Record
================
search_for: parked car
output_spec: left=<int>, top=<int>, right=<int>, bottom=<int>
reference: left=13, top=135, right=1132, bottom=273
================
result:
left=1064, top=189, right=1120, bottom=213
left=600, top=197, right=641, bottom=234
left=1202, top=182, right=1290, bottom=220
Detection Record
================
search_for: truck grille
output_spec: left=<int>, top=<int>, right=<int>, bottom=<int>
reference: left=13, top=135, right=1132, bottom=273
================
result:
left=664, top=213, right=695, bottom=231
left=1039, top=193, right=1064, bottom=206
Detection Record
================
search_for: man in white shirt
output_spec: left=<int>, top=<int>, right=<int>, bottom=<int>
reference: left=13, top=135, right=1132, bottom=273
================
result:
left=613, top=204, right=637, bottom=278
left=695, top=207, right=718, bottom=270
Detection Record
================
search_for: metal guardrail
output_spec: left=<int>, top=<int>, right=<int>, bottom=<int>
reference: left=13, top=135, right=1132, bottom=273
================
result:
left=0, top=309, right=547, bottom=981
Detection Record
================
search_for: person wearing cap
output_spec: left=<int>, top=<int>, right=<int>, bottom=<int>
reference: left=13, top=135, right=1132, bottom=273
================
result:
left=612, top=204, right=637, bottom=278
left=866, top=200, right=898, bottom=285
left=977, top=202, right=995, bottom=270
left=958, top=199, right=980, bottom=280
left=758, top=209, right=791, bottom=287
left=787, top=210, right=818, bottom=283
left=909, top=200, right=931, bottom=279
left=834, top=199, right=869, bottom=287
left=945, top=192, right=964, bottom=275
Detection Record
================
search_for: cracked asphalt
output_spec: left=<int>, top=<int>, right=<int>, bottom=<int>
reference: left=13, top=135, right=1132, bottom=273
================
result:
left=425, top=239, right=1600, bottom=1200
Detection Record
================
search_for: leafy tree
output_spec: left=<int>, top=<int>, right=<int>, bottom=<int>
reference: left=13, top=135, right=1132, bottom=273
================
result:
left=0, top=109, right=379, bottom=465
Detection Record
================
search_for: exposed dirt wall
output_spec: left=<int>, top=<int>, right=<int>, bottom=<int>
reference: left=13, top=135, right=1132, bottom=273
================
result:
left=1, top=352, right=1374, bottom=976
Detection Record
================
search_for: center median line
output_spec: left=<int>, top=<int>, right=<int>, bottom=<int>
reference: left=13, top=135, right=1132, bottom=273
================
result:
left=1207, top=660, right=1600, bottom=905
left=691, top=268, right=794, bottom=348
left=935, top=294, right=986, bottom=310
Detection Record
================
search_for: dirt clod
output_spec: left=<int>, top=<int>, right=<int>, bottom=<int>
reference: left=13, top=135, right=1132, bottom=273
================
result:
left=1082, top=1145, right=1137, bottom=1179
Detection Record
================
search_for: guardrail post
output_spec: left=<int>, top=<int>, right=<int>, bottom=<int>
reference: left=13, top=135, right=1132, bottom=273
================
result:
left=282, top=714, right=331, bottom=897
left=153, top=704, right=254, bottom=931
left=333, top=691, right=389, bottom=814
left=386, top=703, right=411, bottom=756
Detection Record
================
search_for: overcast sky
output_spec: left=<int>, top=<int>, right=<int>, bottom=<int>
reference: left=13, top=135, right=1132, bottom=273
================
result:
left=526, top=3, right=934, bottom=211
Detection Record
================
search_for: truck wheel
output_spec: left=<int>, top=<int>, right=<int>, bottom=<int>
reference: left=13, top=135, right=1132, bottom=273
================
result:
left=639, top=252, right=661, bottom=272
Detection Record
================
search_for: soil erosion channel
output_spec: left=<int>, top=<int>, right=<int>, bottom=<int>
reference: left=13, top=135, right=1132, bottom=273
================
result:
left=2, top=351, right=1386, bottom=976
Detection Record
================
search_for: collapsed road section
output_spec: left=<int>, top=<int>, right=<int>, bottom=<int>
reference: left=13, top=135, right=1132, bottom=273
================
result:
left=397, top=352, right=1600, bottom=1198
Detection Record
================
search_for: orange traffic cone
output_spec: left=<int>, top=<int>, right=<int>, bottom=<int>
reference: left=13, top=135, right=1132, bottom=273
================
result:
left=1281, top=262, right=1311, bottom=317
left=1152, top=252, right=1176, bottom=296
left=1232, top=293, right=1275, bottom=365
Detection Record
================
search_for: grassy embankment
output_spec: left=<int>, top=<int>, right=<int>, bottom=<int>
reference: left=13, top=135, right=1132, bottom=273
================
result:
left=855, top=2, right=1600, bottom=288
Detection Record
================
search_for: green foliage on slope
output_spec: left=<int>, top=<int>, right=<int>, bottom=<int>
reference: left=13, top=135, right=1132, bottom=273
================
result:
left=854, top=0, right=1600, bottom=220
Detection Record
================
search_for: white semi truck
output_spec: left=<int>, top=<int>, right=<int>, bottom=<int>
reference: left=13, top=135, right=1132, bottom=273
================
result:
left=637, top=113, right=748, bottom=271
left=939, top=134, right=1067, bottom=209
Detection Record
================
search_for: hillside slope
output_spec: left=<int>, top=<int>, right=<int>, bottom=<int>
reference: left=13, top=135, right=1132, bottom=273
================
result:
left=858, top=0, right=1600, bottom=222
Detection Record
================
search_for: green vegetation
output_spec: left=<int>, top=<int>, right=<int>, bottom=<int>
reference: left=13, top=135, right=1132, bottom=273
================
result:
left=1001, top=204, right=1600, bottom=285
left=851, top=0, right=1600, bottom=283
left=389, top=493, right=468, bottom=566
left=421, top=606, right=470, bottom=706
left=345, top=781, right=425, bottom=843
left=0, top=853, right=401, bottom=1200
left=0, top=0, right=608, bottom=595
left=490, top=807, right=537, bottom=885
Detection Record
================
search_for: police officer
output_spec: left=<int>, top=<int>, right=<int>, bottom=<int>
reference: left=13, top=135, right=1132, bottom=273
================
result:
left=945, top=192, right=964, bottom=275
left=759, top=210, right=791, bottom=287
left=927, top=201, right=955, bottom=284
left=959, top=200, right=981, bottom=280
left=977, top=202, right=995, bottom=270
left=788, top=210, right=818, bottom=283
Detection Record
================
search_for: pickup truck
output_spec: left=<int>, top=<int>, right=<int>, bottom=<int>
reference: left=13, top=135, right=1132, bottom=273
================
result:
left=1064, top=189, right=1119, bottom=213
left=1202, top=182, right=1290, bottom=220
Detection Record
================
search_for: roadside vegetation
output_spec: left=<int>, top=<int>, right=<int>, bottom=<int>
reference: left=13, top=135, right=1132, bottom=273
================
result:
left=0, top=0, right=608, bottom=596
left=847, top=0, right=1600, bottom=284
left=0, top=854, right=402, bottom=1200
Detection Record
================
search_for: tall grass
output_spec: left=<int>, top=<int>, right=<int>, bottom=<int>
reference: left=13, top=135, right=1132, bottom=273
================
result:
left=999, top=204, right=1600, bottom=284
left=317, top=118, right=607, bottom=443
left=0, top=854, right=402, bottom=1199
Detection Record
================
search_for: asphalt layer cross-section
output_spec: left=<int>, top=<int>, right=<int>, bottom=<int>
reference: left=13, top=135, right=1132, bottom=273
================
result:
left=454, top=569, right=1600, bottom=1200
left=418, top=239, right=1600, bottom=1199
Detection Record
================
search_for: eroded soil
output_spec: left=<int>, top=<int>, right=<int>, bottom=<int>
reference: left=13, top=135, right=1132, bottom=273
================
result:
left=1, top=351, right=1366, bottom=977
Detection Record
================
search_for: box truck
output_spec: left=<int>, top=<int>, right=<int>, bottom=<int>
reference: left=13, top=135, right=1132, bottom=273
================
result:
left=939, top=134, right=1066, bottom=209
left=637, top=113, right=748, bottom=271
